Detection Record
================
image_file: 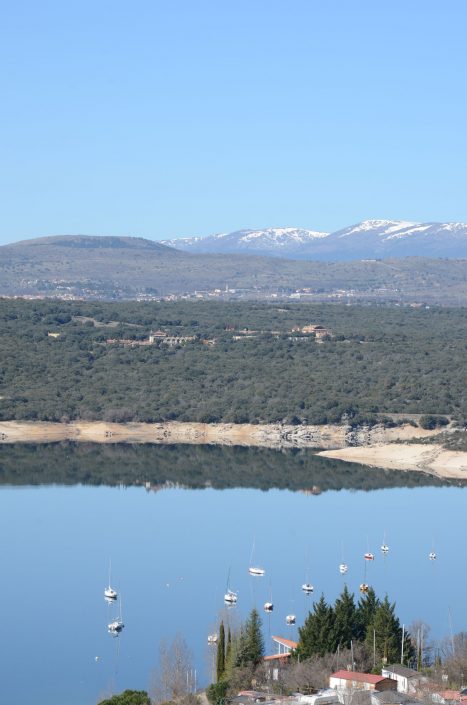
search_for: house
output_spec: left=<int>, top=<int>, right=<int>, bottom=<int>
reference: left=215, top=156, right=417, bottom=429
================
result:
left=381, top=666, right=428, bottom=694
left=148, top=330, right=167, bottom=342
left=298, top=690, right=340, bottom=705
left=371, top=690, right=422, bottom=705
left=296, top=324, right=332, bottom=340
left=263, top=636, right=297, bottom=681
left=47, top=332, right=60, bottom=338
left=329, top=671, right=397, bottom=692
left=432, top=690, right=467, bottom=704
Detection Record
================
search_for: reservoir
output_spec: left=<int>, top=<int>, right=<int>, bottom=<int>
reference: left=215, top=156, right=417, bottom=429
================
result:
left=0, top=443, right=464, bottom=705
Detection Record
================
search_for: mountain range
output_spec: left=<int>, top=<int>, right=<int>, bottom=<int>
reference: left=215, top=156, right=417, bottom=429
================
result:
left=161, top=220, right=467, bottom=260
left=1, top=234, right=466, bottom=304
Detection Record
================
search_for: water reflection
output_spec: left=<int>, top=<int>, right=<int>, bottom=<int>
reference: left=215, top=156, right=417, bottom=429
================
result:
left=0, top=442, right=459, bottom=492
left=0, top=444, right=465, bottom=705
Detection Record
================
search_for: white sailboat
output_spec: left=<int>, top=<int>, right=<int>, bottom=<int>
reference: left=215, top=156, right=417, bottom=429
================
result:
left=339, top=542, right=348, bottom=575
left=302, top=549, right=314, bottom=594
left=380, top=530, right=389, bottom=555
left=104, top=560, right=117, bottom=601
left=264, top=582, right=274, bottom=612
left=248, top=539, right=265, bottom=577
left=224, top=569, right=238, bottom=605
left=108, top=594, right=124, bottom=634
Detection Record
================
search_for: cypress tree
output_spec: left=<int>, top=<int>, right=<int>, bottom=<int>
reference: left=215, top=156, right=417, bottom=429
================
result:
left=297, top=594, right=335, bottom=659
left=216, top=621, right=226, bottom=682
left=225, top=627, right=232, bottom=665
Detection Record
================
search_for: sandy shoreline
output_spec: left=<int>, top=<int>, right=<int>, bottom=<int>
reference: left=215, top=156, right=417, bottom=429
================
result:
left=0, top=420, right=466, bottom=480
left=318, top=443, right=467, bottom=480
left=0, top=419, right=441, bottom=448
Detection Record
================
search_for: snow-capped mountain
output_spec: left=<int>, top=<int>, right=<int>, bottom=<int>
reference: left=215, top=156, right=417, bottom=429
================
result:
left=161, top=227, right=329, bottom=257
left=162, top=221, right=467, bottom=260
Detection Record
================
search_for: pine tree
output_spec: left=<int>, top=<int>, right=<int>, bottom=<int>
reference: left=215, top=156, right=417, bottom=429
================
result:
left=236, top=609, right=264, bottom=667
left=297, top=594, right=335, bottom=659
left=216, top=621, right=226, bottom=682
left=332, top=586, right=357, bottom=649
left=356, top=587, right=380, bottom=641
left=366, top=595, right=414, bottom=666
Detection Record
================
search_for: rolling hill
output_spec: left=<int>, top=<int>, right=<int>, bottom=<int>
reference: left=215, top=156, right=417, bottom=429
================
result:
left=1, top=234, right=466, bottom=304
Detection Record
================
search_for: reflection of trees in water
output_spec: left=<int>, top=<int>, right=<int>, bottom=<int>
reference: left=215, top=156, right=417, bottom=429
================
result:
left=0, top=442, right=456, bottom=492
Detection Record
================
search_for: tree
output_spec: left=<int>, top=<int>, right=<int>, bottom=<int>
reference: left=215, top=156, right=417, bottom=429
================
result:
left=409, top=620, right=432, bottom=669
left=98, top=691, right=150, bottom=705
left=150, top=634, right=193, bottom=704
left=356, top=587, right=380, bottom=641
left=216, top=621, right=226, bottom=682
left=206, top=681, right=228, bottom=705
left=236, top=609, right=264, bottom=667
left=332, top=586, right=357, bottom=649
left=366, top=596, right=414, bottom=666
left=297, top=594, right=335, bottom=659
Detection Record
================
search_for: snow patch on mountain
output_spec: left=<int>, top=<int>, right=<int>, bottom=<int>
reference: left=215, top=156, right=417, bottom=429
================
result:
left=161, top=220, right=467, bottom=260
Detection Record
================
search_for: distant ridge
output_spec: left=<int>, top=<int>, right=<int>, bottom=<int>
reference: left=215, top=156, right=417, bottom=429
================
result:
left=1, top=234, right=466, bottom=304
left=162, top=220, right=467, bottom=260
left=12, top=234, right=176, bottom=252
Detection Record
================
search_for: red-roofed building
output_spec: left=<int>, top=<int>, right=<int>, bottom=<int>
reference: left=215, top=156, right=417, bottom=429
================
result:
left=330, top=671, right=397, bottom=692
left=263, top=636, right=298, bottom=682
left=271, top=635, right=298, bottom=653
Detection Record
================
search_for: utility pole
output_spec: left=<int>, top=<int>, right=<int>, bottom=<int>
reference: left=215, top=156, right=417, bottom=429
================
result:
left=401, top=624, right=405, bottom=665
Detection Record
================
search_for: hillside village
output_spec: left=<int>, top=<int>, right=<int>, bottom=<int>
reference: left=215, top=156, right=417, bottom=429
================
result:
left=104, top=323, right=333, bottom=347
left=215, top=634, right=467, bottom=705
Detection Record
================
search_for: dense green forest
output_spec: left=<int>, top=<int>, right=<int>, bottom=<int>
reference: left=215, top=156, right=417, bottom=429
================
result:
left=0, top=442, right=450, bottom=491
left=0, top=299, right=466, bottom=424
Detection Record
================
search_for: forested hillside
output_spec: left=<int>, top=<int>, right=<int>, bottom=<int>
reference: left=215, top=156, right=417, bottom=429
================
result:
left=0, top=299, right=465, bottom=424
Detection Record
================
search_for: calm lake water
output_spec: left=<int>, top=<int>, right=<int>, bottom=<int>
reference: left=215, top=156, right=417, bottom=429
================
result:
left=0, top=444, right=465, bottom=705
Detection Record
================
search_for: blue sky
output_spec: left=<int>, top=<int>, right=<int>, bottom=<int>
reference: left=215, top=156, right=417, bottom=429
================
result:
left=1, top=0, right=466, bottom=244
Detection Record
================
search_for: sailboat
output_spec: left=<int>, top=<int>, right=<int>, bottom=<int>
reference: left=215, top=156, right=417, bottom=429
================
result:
left=248, top=540, right=265, bottom=577
left=381, top=531, right=389, bottom=555
left=339, top=542, right=348, bottom=575
left=108, top=594, right=124, bottom=634
left=302, top=549, right=314, bottom=594
left=104, top=560, right=117, bottom=601
left=224, top=569, right=238, bottom=605
left=264, top=582, right=274, bottom=612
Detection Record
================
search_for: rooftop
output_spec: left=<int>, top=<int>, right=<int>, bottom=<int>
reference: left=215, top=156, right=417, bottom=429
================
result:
left=331, top=671, right=390, bottom=685
left=383, top=665, right=421, bottom=679
left=272, top=635, right=298, bottom=649
left=264, top=653, right=291, bottom=661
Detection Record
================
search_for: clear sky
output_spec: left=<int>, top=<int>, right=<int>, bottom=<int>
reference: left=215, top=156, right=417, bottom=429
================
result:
left=1, top=0, right=467, bottom=244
